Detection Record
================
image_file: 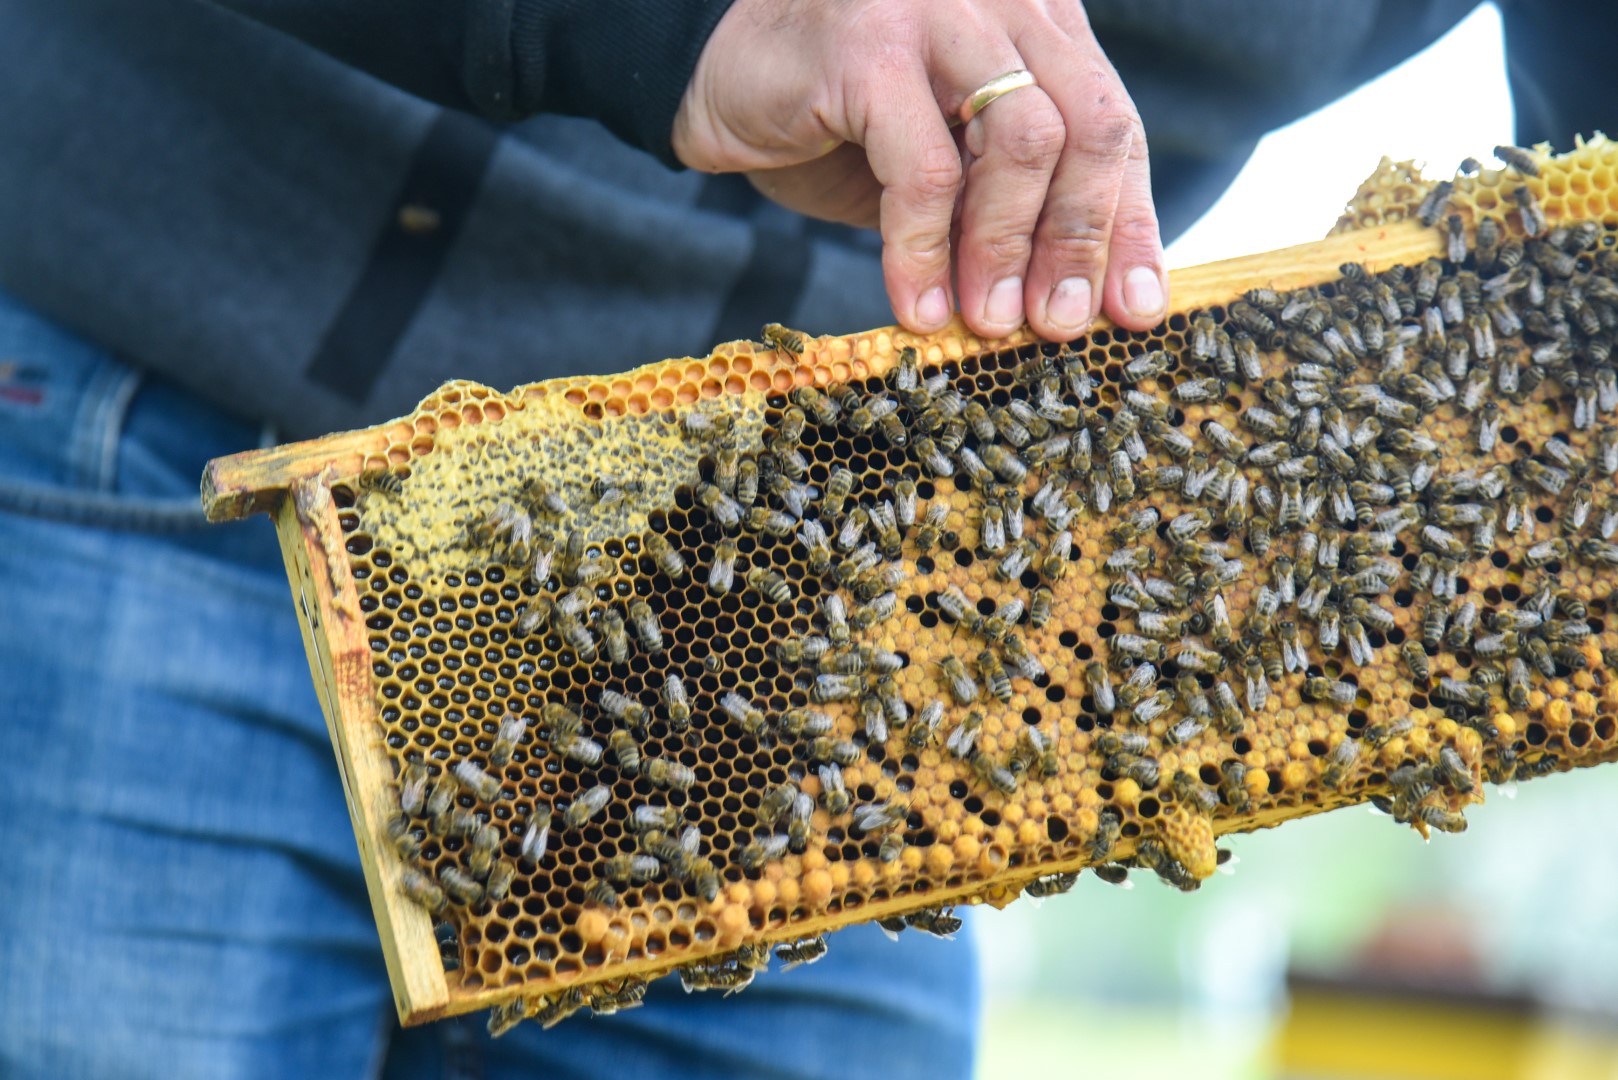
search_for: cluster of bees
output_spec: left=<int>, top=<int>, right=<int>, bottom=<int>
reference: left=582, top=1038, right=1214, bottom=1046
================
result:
left=359, top=145, right=1618, bottom=1033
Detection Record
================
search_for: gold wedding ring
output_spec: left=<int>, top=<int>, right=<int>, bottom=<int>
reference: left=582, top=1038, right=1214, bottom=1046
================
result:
left=951, top=69, right=1038, bottom=128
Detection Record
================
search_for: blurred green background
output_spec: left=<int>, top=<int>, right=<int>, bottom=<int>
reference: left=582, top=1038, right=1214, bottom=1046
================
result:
left=975, top=767, right=1618, bottom=1078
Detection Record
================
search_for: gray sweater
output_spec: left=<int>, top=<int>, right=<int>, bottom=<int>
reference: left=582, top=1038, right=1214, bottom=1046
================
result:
left=3, top=0, right=1577, bottom=441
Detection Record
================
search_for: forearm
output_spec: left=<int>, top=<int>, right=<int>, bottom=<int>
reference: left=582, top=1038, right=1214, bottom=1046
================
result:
left=203, top=0, right=736, bottom=163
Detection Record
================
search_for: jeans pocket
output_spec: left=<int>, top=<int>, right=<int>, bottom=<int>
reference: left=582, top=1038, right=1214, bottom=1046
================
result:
left=0, top=287, right=266, bottom=533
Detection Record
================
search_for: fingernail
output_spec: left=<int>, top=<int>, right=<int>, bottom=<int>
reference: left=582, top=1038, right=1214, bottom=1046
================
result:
left=985, top=277, right=1024, bottom=329
left=1123, top=266, right=1165, bottom=319
left=1047, top=277, right=1093, bottom=332
left=916, top=286, right=950, bottom=329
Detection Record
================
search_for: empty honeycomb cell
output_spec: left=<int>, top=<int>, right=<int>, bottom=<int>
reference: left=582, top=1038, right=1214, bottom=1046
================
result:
left=202, top=136, right=1618, bottom=1031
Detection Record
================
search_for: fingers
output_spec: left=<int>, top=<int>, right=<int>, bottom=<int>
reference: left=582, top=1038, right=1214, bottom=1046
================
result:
left=1097, top=128, right=1167, bottom=333
left=854, top=66, right=964, bottom=335
left=1017, top=30, right=1167, bottom=339
left=747, top=144, right=884, bottom=230
left=953, top=82, right=1066, bottom=339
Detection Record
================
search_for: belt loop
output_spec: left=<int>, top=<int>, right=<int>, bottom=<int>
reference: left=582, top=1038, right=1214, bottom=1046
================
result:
left=70, top=359, right=143, bottom=493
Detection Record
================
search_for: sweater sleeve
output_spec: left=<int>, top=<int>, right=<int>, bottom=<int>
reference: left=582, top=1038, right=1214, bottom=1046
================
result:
left=202, top=0, right=737, bottom=166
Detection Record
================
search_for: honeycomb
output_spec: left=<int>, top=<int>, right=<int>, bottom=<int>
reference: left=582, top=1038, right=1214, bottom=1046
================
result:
left=203, top=136, right=1618, bottom=1033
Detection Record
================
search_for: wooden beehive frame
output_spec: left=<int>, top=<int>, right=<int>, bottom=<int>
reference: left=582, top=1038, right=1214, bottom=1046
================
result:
left=204, top=138, right=1618, bottom=1025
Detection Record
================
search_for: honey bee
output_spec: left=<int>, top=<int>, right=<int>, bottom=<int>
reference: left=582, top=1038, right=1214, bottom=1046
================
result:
left=901, top=906, right=961, bottom=939
left=504, top=809, right=550, bottom=876
left=1096, top=730, right=1148, bottom=760
left=591, top=607, right=629, bottom=665
left=1028, top=529, right=1071, bottom=582
left=810, top=762, right=851, bottom=816
left=600, top=729, right=640, bottom=777
left=1433, top=745, right=1475, bottom=795
left=910, top=502, right=954, bottom=554
left=719, top=690, right=769, bottom=737
left=775, top=634, right=830, bottom=667
left=553, top=584, right=593, bottom=620
left=561, top=784, right=611, bottom=829
left=591, top=474, right=641, bottom=511
left=1524, top=536, right=1569, bottom=569
left=488, top=715, right=528, bottom=769
left=514, top=594, right=554, bottom=638
left=1435, top=676, right=1489, bottom=709
left=585, top=979, right=649, bottom=1019
left=972, top=649, right=1011, bottom=704
left=733, top=833, right=788, bottom=872
left=761, top=322, right=805, bottom=354
left=555, top=727, right=605, bottom=766
left=401, top=866, right=448, bottom=914
left=1136, top=839, right=1200, bottom=893
left=1244, top=655, right=1270, bottom=712
left=1211, top=760, right=1250, bottom=813
left=1303, top=676, right=1357, bottom=708
left=811, top=672, right=860, bottom=704
left=357, top=467, right=405, bottom=498
left=847, top=799, right=906, bottom=836
left=644, top=757, right=697, bottom=792
left=936, top=655, right=981, bottom=705
left=1015, top=724, right=1058, bottom=778
left=384, top=812, right=422, bottom=861
left=440, top=865, right=485, bottom=906
left=681, top=405, right=734, bottom=441
left=452, top=760, right=503, bottom=803
left=581, top=880, right=621, bottom=910
left=773, top=708, right=831, bottom=742
left=556, top=611, right=598, bottom=662
left=746, top=505, right=798, bottom=537
left=614, top=598, right=660, bottom=654
left=680, top=958, right=756, bottom=996
left=774, top=936, right=828, bottom=971
left=1170, top=770, right=1220, bottom=816
left=1508, top=183, right=1548, bottom=238
left=630, top=533, right=686, bottom=581
left=945, top=710, right=984, bottom=759
left=865, top=499, right=902, bottom=559
left=737, top=565, right=789, bottom=606
left=696, top=483, right=742, bottom=529
left=1313, top=736, right=1362, bottom=789
left=1418, top=805, right=1469, bottom=835
left=1491, top=143, right=1540, bottom=177
left=994, top=634, right=1041, bottom=684
left=466, top=822, right=500, bottom=880
left=629, top=803, right=679, bottom=836
left=473, top=501, right=535, bottom=564
left=1090, top=808, right=1122, bottom=862
left=792, top=385, right=840, bottom=426
left=779, top=791, right=814, bottom=853
left=1416, top=178, right=1454, bottom=227
left=432, top=806, right=479, bottom=840
left=424, top=770, right=459, bottom=821
left=1502, top=655, right=1532, bottom=709
left=1025, top=872, right=1080, bottom=900
left=397, top=760, right=431, bottom=817
left=594, top=691, right=645, bottom=735
left=600, top=853, right=662, bottom=887
left=1121, top=348, right=1171, bottom=382
left=1085, top=661, right=1117, bottom=714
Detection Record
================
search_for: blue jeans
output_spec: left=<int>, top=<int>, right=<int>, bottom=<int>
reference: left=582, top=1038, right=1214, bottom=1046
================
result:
left=0, top=291, right=980, bottom=1080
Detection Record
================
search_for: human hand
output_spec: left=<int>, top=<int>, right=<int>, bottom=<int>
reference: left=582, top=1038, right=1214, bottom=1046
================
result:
left=671, top=0, right=1167, bottom=342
